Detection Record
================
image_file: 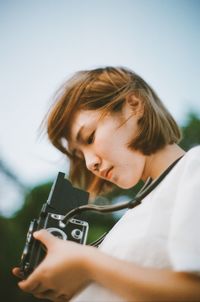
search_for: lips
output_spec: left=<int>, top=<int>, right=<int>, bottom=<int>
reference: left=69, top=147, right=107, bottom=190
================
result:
left=106, top=167, right=113, bottom=179
left=100, top=167, right=113, bottom=180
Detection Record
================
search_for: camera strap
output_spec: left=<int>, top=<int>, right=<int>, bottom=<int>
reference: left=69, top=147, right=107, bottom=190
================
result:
left=128, top=155, right=183, bottom=208
left=61, top=156, right=183, bottom=227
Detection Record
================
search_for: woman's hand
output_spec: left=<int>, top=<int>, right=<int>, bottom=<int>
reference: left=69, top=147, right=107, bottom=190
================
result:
left=13, top=229, right=200, bottom=301
left=12, top=229, right=92, bottom=301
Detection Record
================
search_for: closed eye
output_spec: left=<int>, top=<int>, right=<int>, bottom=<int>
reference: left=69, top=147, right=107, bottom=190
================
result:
left=87, top=131, right=95, bottom=145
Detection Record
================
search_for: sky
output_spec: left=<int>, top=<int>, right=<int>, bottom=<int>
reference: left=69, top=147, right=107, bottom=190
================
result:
left=0, top=0, right=200, bottom=215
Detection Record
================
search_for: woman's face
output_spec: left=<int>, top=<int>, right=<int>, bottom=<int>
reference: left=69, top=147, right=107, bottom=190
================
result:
left=68, top=102, right=147, bottom=189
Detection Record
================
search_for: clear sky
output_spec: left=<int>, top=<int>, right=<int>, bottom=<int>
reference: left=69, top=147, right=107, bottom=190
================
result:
left=0, top=0, right=200, bottom=215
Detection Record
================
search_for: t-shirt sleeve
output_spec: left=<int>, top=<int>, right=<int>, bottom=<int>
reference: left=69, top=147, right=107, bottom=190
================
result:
left=168, top=148, right=200, bottom=275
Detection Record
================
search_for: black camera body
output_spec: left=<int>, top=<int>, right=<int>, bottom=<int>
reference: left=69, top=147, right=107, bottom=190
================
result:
left=20, top=172, right=89, bottom=278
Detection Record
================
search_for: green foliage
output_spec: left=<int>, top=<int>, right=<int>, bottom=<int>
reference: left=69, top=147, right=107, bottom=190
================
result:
left=0, top=183, right=52, bottom=301
left=180, top=112, right=200, bottom=150
left=0, top=216, right=42, bottom=301
left=83, top=211, right=116, bottom=244
left=13, top=182, right=52, bottom=232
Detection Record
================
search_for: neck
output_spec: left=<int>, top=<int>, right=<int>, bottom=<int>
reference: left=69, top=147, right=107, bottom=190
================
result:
left=142, top=144, right=185, bottom=181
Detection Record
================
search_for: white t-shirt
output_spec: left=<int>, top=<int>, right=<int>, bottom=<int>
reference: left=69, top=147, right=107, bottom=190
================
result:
left=71, top=146, right=200, bottom=302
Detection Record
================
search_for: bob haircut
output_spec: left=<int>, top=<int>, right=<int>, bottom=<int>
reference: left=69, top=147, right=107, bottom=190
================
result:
left=46, top=66, right=181, bottom=195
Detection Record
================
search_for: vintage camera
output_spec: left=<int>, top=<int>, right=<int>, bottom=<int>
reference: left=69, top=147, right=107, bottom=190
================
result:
left=20, top=172, right=89, bottom=278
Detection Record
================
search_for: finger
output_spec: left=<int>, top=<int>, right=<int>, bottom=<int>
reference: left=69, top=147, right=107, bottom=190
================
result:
left=18, top=268, right=45, bottom=293
left=18, top=278, right=42, bottom=293
left=55, top=294, right=71, bottom=302
left=34, top=290, right=65, bottom=301
left=34, top=289, right=55, bottom=299
left=12, top=267, right=23, bottom=279
left=33, top=229, right=58, bottom=249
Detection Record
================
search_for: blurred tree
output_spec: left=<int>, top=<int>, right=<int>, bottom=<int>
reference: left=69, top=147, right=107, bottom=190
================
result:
left=0, top=159, right=26, bottom=191
left=0, top=156, right=26, bottom=216
left=0, top=216, right=36, bottom=301
left=180, top=112, right=200, bottom=150
left=14, top=182, right=52, bottom=232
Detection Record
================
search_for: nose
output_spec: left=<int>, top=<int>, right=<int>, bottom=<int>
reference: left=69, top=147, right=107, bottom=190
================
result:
left=84, top=150, right=101, bottom=173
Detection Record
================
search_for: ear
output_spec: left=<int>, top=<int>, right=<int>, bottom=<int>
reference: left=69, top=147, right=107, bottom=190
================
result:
left=126, top=94, right=144, bottom=118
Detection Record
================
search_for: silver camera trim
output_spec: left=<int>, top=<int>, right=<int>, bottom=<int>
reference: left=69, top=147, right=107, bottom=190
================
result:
left=46, top=227, right=68, bottom=240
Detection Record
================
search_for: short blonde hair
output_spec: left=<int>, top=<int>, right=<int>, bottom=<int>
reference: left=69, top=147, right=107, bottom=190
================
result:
left=46, top=66, right=181, bottom=195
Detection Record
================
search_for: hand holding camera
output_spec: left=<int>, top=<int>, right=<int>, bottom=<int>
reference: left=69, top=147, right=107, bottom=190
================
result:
left=19, top=172, right=90, bottom=278
left=15, top=228, right=94, bottom=301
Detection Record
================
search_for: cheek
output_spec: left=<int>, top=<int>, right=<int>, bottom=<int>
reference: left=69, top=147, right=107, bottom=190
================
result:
left=94, top=131, right=116, bottom=156
left=119, top=153, right=146, bottom=185
left=94, top=141, right=111, bottom=158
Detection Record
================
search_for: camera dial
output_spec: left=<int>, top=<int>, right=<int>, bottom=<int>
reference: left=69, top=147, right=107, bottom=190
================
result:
left=46, top=227, right=67, bottom=240
left=71, top=229, right=83, bottom=240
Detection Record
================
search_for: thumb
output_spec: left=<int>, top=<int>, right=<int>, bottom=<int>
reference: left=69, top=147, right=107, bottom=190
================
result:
left=33, top=229, right=57, bottom=248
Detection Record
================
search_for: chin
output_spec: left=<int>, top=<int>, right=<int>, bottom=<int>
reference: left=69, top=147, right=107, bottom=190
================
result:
left=116, top=178, right=140, bottom=189
left=117, top=182, right=137, bottom=189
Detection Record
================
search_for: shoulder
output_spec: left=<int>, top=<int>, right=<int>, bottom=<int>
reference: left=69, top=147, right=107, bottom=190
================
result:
left=173, top=146, right=200, bottom=197
left=159, top=146, right=200, bottom=191
left=184, top=145, right=200, bottom=160
left=177, top=145, right=200, bottom=173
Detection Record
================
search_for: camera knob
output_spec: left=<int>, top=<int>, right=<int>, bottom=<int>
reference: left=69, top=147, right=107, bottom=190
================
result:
left=71, top=229, right=83, bottom=240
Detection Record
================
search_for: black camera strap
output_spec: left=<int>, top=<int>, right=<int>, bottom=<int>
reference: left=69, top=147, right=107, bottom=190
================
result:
left=61, top=156, right=183, bottom=228
left=128, top=155, right=183, bottom=208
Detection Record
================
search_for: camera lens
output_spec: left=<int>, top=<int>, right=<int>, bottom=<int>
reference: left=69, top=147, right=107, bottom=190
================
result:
left=71, top=229, right=83, bottom=240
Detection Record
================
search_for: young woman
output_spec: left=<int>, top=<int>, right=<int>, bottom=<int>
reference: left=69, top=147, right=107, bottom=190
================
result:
left=13, top=67, right=200, bottom=301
